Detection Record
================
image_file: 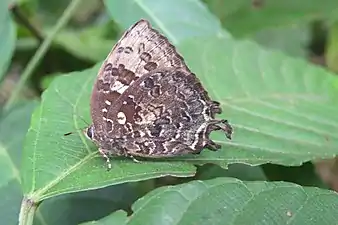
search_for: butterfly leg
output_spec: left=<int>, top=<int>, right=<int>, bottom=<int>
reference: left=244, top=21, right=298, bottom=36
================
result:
left=122, top=149, right=141, bottom=163
left=99, top=148, right=112, bottom=171
left=129, top=155, right=141, bottom=163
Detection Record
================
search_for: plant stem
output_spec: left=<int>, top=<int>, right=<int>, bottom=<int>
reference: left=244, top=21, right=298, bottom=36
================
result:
left=18, top=197, right=38, bottom=225
left=10, top=4, right=44, bottom=43
left=5, top=0, right=83, bottom=111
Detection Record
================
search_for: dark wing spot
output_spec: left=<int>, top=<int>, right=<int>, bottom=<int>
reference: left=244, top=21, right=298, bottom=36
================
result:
left=177, top=92, right=185, bottom=100
left=205, top=107, right=211, bottom=116
left=154, top=117, right=171, bottom=125
left=144, top=62, right=158, bottom=71
left=172, top=72, right=183, bottom=82
left=133, top=131, right=141, bottom=138
left=111, top=67, right=119, bottom=76
left=117, top=47, right=124, bottom=53
left=125, top=123, right=133, bottom=132
left=140, top=52, right=152, bottom=62
left=150, top=85, right=161, bottom=97
left=104, top=91, right=120, bottom=105
left=104, top=63, right=112, bottom=72
left=119, top=69, right=136, bottom=85
left=133, top=106, right=143, bottom=123
left=166, top=85, right=177, bottom=95
left=118, top=64, right=125, bottom=73
left=173, top=122, right=181, bottom=129
left=143, top=77, right=154, bottom=88
left=96, top=80, right=110, bottom=92
left=149, top=125, right=162, bottom=137
left=181, top=110, right=192, bottom=122
left=125, top=46, right=133, bottom=54
left=106, top=119, right=113, bottom=131
left=138, top=43, right=145, bottom=54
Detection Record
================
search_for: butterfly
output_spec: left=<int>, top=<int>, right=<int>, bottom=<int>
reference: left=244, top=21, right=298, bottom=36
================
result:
left=84, top=19, right=233, bottom=169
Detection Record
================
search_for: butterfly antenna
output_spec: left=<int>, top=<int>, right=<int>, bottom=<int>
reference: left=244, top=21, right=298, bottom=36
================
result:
left=76, top=113, right=90, bottom=126
left=64, top=111, right=91, bottom=136
left=63, top=125, right=89, bottom=136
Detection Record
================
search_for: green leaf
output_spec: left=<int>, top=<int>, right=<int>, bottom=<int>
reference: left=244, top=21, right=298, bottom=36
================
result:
left=252, top=24, right=311, bottom=57
left=81, top=178, right=338, bottom=225
left=263, top=163, right=327, bottom=188
left=197, top=164, right=267, bottom=181
left=205, top=0, right=338, bottom=37
left=54, top=28, right=113, bottom=62
left=34, top=184, right=139, bottom=225
left=21, top=65, right=196, bottom=202
left=104, top=0, right=229, bottom=44
left=203, top=0, right=334, bottom=57
left=22, top=31, right=338, bottom=202
left=0, top=1, right=16, bottom=81
left=0, top=101, right=37, bottom=225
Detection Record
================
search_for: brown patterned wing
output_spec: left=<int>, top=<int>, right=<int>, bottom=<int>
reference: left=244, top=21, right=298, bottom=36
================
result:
left=90, top=19, right=189, bottom=138
left=106, top=68, right=233, bottom=157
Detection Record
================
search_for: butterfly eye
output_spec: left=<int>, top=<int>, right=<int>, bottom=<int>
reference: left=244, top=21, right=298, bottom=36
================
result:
left=85, top=126, right=94, bottom=140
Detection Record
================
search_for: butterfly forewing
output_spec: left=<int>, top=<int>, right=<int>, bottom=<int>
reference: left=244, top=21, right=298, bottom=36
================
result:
left=108, top=20, right=189, bottom=75
left=90, top=19, right=189, bottom=138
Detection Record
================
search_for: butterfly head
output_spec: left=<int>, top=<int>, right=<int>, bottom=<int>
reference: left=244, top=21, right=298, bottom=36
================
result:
left=83, top=124, right=112, bottom=170
left=84, top=124, right=95, bottom=141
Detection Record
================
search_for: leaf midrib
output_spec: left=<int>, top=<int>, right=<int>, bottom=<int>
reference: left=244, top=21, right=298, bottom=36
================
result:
left=42, top=168, right=195, bottom=200
left=30, top=74, right=95, bottom=201
left=32, top=151, right=96, bottom=200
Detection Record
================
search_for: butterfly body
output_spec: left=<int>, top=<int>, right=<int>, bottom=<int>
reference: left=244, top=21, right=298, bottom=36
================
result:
left=86, top=19, right=233, bottom=168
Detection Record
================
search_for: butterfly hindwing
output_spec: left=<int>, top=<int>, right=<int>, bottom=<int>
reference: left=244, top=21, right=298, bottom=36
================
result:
left=106, top=67, right=232, bottom=157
